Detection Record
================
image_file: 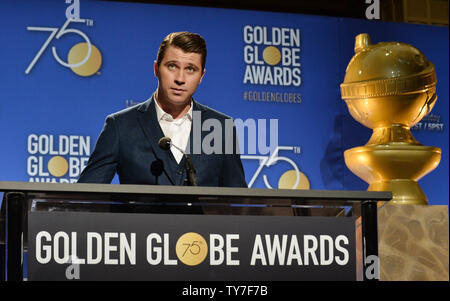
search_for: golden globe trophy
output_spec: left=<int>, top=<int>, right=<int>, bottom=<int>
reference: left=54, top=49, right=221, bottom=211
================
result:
left=340, top=33, right=441, bottom=205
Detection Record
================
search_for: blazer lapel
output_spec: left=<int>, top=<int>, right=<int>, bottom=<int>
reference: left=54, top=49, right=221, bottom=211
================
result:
left=137, top=95, right=178, bottom=184
left=186, top=100, right=208, bottom=171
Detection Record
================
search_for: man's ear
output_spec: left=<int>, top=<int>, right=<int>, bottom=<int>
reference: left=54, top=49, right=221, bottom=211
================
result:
left=154, top=61, right=159, bottom=77
left=199, top=68, right=206, bottom=83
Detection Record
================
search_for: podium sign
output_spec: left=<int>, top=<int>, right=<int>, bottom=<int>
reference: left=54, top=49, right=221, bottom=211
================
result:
left=0, top=181, right=392, bottom=281
left=28, top=211, right=356, bottom=281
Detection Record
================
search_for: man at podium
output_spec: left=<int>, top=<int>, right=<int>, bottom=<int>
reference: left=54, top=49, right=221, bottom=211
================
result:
left=78, top=32, right=247, bottom=188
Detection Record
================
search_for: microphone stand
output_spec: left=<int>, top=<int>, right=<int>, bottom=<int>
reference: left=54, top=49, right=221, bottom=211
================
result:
left=159, top=137, right=198, bottom=186
left=183, top=154, right=198, bottom=186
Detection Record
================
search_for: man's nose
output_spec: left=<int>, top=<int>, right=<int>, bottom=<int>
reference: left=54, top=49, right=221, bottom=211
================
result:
left=174, top=70, right=185, bottom=85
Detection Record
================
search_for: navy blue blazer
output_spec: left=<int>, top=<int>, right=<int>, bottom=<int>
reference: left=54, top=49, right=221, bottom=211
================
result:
left=78, top=95, right=247, bottom=187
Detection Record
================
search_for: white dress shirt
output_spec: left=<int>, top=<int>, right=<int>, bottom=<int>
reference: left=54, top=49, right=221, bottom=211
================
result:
left=155, top=99, right=193, bottom=164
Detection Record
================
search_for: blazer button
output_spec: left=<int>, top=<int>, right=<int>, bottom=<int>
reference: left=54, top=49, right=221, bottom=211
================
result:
left=177, top=170, right=183, bottom=175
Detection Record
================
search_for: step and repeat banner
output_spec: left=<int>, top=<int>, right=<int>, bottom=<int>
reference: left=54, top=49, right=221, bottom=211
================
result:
left=0, top=0, right=448, bottom=204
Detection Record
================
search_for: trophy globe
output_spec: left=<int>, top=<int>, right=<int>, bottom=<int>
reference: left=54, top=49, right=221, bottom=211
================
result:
left=340, top=33, right=441, bottom=205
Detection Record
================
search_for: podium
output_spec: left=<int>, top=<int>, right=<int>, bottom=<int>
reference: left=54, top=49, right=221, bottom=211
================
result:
left=0, top=181, right=391, bottom=281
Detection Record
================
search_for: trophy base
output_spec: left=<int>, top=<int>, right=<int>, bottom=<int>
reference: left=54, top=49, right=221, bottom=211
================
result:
left=369, top=179, right=428, bottom=205
left=344, top=144, right=441, bottom=205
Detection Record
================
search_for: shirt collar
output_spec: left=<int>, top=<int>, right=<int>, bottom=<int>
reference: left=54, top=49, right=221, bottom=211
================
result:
left=154, top=94, right=193, bottom=122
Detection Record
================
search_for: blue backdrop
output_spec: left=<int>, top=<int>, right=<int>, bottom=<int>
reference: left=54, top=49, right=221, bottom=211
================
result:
left=0, top=0, right=448, bottom=205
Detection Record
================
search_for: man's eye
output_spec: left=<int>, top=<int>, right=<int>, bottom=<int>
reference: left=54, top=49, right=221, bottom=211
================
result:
left=168, top=64, right=176, bottom=69
left=187, top=67, right=194, bottom=72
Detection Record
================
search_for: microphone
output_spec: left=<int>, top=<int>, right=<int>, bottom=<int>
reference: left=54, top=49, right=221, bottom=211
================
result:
left=158, top=136, right=171, bottom=151
left=158, top=136, right=198, bottom=186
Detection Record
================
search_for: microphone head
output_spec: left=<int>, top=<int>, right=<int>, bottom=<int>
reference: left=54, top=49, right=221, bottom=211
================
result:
left=158, top=137, right=172, bottom=151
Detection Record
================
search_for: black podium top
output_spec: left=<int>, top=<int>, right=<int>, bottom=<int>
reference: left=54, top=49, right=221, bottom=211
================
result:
left=0, top=181, right=392, bottom=207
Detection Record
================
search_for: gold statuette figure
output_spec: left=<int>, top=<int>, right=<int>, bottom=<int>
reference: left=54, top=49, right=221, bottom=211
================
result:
left=340, top=33, right=441, bottom=205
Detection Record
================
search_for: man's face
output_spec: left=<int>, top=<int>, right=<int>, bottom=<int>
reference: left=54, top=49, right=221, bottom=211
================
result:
left=154, top=46, right=205, bottom=109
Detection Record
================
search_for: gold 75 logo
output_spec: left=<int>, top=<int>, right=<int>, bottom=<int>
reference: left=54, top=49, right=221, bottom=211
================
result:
left=25, top=18, right=102, bottom=77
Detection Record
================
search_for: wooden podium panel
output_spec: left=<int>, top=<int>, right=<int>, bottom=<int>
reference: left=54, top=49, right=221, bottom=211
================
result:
left=378, top=204, right=449, bottom=281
